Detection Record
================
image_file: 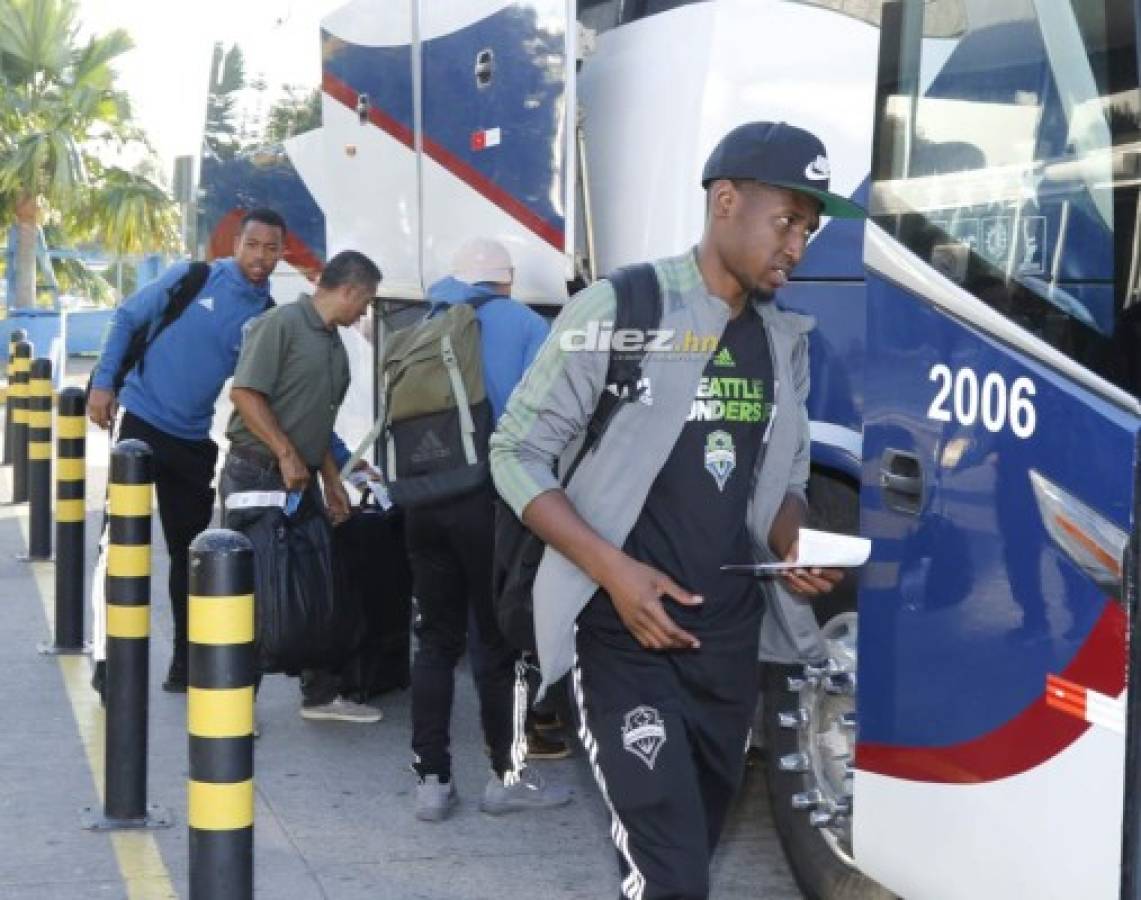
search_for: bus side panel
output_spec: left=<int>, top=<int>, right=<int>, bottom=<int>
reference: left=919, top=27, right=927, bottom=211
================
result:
left=852, top=260, right=1133, bottom=899
left=319, top=1, right=422, bottom=298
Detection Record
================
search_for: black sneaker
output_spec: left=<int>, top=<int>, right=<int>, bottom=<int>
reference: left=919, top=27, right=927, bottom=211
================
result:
left=162, top=654, right=188, bottom=693
left=529, top=709, right=564, bottom=733
left=526, top=727, right=571, bottom=760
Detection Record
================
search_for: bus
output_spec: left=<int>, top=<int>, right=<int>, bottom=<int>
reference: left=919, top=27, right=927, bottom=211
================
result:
left=198, top=1, right=1141, bottom=896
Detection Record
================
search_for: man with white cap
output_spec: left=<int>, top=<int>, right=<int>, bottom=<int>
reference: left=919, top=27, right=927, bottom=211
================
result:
left=407, top=237, right=569, bottom=821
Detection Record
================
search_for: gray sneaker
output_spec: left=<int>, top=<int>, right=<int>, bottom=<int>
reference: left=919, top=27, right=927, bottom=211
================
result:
left=480, top=766, right=572, bottom=815
left=300, top=696, right=383, bottom=723
left=416, top=775, right=457, bottom=822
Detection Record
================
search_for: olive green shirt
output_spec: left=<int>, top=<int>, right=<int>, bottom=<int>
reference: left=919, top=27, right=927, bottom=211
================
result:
left=226, top=294, right=351, bottom=467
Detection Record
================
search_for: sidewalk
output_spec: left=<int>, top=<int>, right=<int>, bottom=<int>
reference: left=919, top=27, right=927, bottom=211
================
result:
left=0, top=381, right=801, bottom=899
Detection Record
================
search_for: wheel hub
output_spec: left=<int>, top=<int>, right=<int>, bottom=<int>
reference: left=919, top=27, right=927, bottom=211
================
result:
left=787, top=612, right=858, bottom=864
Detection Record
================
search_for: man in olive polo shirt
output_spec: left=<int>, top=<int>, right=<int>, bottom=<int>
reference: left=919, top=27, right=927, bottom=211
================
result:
left=222, top=249, right=382, bottom=723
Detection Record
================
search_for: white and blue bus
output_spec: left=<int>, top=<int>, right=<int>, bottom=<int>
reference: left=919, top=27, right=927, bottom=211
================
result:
left=198, top=2, right=1141, bottom=896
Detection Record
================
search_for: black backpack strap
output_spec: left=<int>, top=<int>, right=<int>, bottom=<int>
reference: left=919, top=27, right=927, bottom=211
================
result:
left=560, top=263, right=662, bottom=487
left=137, top=261, right=212, bottom=376
left=153, top=261, right=212, bottom=337
left=605, top=263, right=662, bottom=392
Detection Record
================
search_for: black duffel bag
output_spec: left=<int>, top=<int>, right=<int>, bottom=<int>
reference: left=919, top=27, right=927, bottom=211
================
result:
left=335, top=493, right=413, bottom=700
left=228, top=491, right=360, bottom=675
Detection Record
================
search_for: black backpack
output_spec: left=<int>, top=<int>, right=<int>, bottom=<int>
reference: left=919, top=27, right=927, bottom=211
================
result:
left=492, top=263, right=662, bottom=652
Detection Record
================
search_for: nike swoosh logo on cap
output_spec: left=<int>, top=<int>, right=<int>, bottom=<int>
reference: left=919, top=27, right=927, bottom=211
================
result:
left=805, top=155, right=830, bottom=181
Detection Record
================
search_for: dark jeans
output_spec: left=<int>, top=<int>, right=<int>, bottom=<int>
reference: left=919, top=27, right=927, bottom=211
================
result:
left=219, top=452, right=342, bottom=703
left=407, top=488, right=521, bottom=780
left=119, top=411, right=217, bottom=661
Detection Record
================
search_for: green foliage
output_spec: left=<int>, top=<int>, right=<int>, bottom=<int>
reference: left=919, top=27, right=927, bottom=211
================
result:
left=265, top=84, right=322, bottom=143
left=204, top=42, right=247, bottom=161
left=69, top=165, right=180, bottom=257
left=0, top=0, right=179, bottom=304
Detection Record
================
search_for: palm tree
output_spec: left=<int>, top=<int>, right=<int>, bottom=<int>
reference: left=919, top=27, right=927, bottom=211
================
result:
left=0, top=0, right=176, bottom=308
left=69, top=164, right=181, bottom=294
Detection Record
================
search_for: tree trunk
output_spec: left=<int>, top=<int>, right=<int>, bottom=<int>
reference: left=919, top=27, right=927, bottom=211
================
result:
left=12, top=196, right=38, bottom=309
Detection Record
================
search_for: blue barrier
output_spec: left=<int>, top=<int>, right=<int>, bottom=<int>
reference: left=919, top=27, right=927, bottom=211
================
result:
left=66, top=308, right=114, bottom=357
left=1, top=311, right=66, bottom=387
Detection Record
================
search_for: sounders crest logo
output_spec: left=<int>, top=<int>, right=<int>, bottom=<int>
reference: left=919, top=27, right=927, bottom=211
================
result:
left=621, top=705, right=667, bottom=771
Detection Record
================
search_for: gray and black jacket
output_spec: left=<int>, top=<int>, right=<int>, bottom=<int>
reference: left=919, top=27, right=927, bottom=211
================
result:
left=490, top=250, right=827, bottom=694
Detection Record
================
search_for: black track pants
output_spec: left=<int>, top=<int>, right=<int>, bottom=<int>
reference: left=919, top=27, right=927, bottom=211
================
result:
left=119, top=411, right=217, bottom=659
left=406, top=489, right=523, bottom=780
left=572, top=617, right=760, bottom=900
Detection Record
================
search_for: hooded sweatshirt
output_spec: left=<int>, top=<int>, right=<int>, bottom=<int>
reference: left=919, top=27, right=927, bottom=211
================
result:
left=92, top=259, right=272, bottom=440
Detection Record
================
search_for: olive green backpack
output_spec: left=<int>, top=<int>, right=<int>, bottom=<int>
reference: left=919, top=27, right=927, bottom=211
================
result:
left=379, top=297, right=494, bottom=507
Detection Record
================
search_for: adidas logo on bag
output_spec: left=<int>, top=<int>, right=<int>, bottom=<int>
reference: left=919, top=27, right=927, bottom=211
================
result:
left=410, top=429, right=451, bottom=465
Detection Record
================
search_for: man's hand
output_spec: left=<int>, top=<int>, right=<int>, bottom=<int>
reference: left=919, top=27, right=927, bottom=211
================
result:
left=87, top=387, right=118, bottom=430
left=601, top=554, right=704, bottom=651
left=323, top=475, right=352, bottom=526
left=776, top=540, right=843, bottom=598
left=276, top=447, right=310, bottom=492
left=351, top=459, right=382, bottom=481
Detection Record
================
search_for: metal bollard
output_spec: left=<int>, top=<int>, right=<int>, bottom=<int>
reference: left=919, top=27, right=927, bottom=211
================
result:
left=39, top=388, right=87, bottom=654
left=81, top=439, right=172, bottom=831
left=22, top=358, right=53, bottom=560
left=3, top=328, right=27, bottom=465
left=188, top=529, right=256, bottom=900
left=10, top=339, right=31, bottom=502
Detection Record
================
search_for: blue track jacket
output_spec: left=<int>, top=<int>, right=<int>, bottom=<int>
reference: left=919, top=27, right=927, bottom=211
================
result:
left=92, top=259, right=272, bottom=441
left=426, top=277, right=550, bottom=423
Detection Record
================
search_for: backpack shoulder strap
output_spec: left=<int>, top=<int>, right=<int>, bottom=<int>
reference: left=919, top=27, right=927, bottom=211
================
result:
left=155, top=261, right=212, bottom=332
left=605, top=262, right=662, bottom=391
left=561, top=262, right=662, bottom=486
left=135, top=261, right=212, bottom=377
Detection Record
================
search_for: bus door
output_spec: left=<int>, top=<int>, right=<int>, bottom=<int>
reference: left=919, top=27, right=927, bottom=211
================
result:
left=854, top=1, right=1141, bottom=897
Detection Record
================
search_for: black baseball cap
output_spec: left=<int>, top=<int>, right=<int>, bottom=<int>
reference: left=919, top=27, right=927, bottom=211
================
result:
left=701, top=121, right=865, bottom=219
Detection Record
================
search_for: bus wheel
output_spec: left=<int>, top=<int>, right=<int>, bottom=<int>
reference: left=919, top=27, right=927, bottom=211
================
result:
left=764, top=613, right=891, bottom=900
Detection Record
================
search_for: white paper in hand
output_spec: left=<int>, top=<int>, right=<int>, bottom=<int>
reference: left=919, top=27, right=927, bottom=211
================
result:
left=721, top=527, right=871, bottom=574
left=367, top=480, right=394, bottom=511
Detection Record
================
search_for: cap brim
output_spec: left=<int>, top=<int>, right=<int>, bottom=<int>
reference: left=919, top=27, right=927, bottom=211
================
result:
left=769, top=182, right=866, bottom=219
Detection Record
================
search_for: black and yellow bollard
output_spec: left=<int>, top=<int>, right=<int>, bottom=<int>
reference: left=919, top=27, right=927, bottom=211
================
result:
left=39, top=388, right=87, bottom=654
left=189, top=529, right=255, bottom=900
left=81, top=439, right=172, bottom=831
left=3, top=328, right=27, bottom=465
left=9, top=339, right=31, bottom=502
left=22, top=358, right=53, bottom=560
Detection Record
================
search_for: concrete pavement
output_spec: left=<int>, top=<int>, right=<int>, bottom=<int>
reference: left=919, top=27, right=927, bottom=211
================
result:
left=0, top=369, right=802, bottom=899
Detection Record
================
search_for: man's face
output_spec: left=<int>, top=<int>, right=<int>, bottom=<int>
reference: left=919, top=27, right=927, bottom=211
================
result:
left=233, top=221, right=285, bottom=285
left=331, top=283, right=377, bottom=327
left=717, top=182, right=820, bottom=299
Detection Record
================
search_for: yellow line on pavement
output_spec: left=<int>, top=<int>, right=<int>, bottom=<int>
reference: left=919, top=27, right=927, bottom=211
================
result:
left=24, top=524, right=178, bottom=900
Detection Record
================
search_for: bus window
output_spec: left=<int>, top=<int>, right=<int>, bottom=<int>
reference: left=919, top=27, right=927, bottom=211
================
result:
left=785, top=0, right=968, bottom=36
left=620, top=0, right=709, bottom=25
left=579, top=0, right=622, bottom=33
left=870, top=0, right=1141, bottom=397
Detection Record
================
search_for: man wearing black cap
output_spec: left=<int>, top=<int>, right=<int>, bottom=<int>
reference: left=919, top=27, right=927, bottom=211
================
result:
left=490, top=122, right=860, bottom=897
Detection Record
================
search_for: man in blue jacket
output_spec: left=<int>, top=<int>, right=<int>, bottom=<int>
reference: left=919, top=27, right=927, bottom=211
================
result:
left=88, top=208, right=286, bottom=693
left=408, top=238, right=570, bottom=821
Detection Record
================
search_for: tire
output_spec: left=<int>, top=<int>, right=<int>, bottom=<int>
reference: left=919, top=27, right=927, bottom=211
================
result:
left=763, top=471, right=894, bottom=900
left=804, top=471, right=859, bottom=627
